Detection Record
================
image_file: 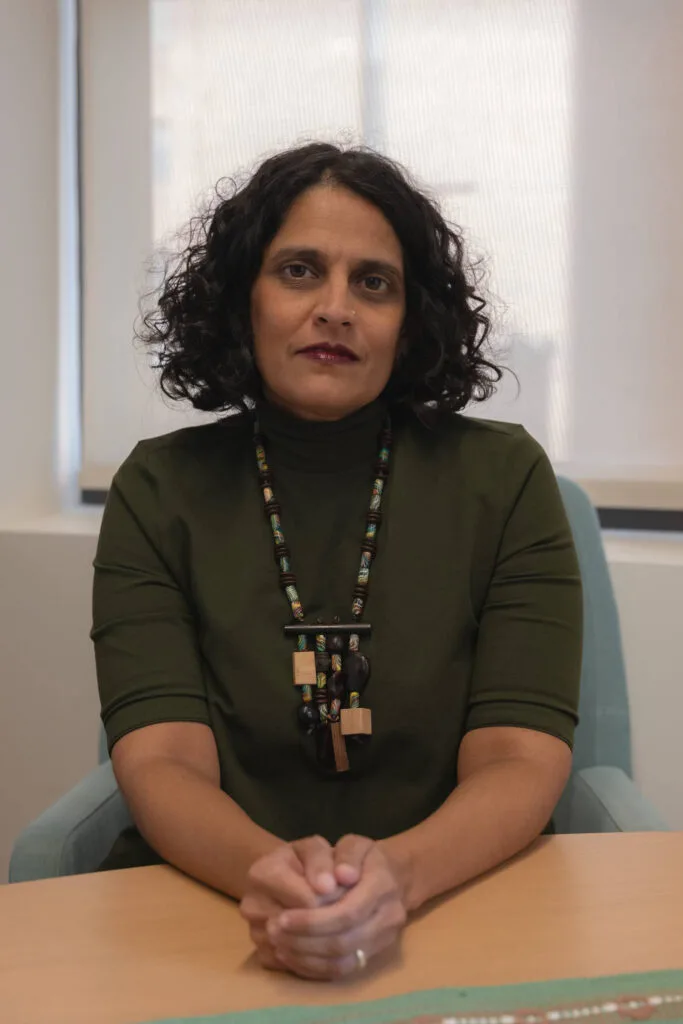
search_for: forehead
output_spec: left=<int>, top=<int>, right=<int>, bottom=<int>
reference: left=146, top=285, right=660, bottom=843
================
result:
left=268, top=185, right=403, bottom=265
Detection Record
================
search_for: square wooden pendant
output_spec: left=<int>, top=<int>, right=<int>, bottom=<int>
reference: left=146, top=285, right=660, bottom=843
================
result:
left=292, top=651, right=317, bottom=687
left=340, top=707, right=372, bottom=736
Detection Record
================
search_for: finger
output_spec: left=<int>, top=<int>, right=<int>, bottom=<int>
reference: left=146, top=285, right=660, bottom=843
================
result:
left=240, top=893, right=286, bottom=924
left=248, top=922, right=280, bottom=968
left=270, top=899, right=406, bottom=960
left=333, top=834, right=374, bottom=888
left=246, top=851, right=318, bottom=910
left=274, top=948, right=358, bottom=981
left=254, top=937, right=286, bottom=973
left=278, top=864, right=395, bottom=937
left=291, top=835, right=339, bottom=898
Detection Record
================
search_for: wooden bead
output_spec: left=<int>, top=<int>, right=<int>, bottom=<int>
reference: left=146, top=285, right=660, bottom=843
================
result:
left=280, top=572, right=297, bottom=588
left=366, top=511, right=382, bottom=525
left=264, top=499, right=281, bottom=517
left=274, top=543, right=289, bottom=560
left=292, top=651, right=316, bottom=686
left=341, top=707, right=372, bottom=736
left=330, top=721, right=350, bottom=772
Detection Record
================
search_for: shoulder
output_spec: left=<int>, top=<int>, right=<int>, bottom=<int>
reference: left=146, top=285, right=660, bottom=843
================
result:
left=112, top=412, right=252, bottom=500
left=397, top=410, right=556, bottom=524
left=403, top=410, right=546, bottom=476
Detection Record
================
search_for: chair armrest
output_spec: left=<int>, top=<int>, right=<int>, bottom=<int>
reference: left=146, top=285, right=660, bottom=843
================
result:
left=555, top=766, right=669, bottom=833
left=9, top=761, right=133, bottom=882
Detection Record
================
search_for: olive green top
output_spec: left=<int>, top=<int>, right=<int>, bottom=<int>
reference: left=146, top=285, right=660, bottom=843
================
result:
left=92, top=400, right=582, bottom=857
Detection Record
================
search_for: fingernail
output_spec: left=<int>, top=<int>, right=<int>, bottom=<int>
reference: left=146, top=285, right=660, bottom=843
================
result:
left=279, top=913, right=291, bottom=930
left=316, top=872, right=336, bottom=893
left=267, top=921, right=280, bottom=940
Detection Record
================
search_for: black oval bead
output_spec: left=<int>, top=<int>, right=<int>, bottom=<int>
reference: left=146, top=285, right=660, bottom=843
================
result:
left=297, top=703, right=319, bottom=734
left=326, top=633, right=345, bottom=653
left=259, top=471, right=273, bottom=487
left=344, top=652, right=371, bottom=693
left=366, top=511, right=382, bottom=525
left=315, top=652, right=331, bottom=674
left=374, top=461, right=389, bottom=479
left=326, top=670, right=346, bottom=702
left=352, top=584, right=368, bottom=600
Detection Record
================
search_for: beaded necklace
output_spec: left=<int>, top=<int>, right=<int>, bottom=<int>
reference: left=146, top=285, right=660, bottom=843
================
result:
left=253, top=416, right=392, bottom=773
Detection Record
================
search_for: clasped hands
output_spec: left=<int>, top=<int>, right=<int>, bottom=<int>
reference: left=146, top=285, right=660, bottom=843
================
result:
left=239, top=835, right=408, bottom=980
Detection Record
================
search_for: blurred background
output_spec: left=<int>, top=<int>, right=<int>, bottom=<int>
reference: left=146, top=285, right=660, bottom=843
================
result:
left=1, top=0, right=682, bottom=879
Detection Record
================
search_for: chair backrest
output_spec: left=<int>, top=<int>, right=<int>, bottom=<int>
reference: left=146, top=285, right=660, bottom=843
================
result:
left=98, top=725, right=109, bottom=765
left=556, top=476, right=632, bottom=775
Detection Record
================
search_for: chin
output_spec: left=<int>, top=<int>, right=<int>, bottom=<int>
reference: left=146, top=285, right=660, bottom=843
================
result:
left=277, top=381, right=369, bottom=421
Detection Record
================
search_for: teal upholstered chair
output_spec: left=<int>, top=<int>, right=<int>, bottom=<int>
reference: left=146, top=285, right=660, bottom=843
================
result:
left=8, top=476, right=667, bottom=882
left=552, top=477, right=667, bottom=833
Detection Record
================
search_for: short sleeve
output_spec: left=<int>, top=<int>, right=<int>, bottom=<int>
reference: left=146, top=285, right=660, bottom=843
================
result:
left=91, top=447, right=210, bottom=753
left=465, top=433, right=583, bottom=748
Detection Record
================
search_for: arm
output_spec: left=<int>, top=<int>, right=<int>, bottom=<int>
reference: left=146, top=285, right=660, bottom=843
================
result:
left=381, top=725, right=572, bottom=910
left=383, top=441, right=581, bottom=907
left=95, top=450, right=320, bottom=906
left=111, top=721, right=283, bottom=898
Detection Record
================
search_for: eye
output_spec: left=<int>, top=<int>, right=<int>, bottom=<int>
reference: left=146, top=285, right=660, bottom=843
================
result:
left=362, top=275, right=389, bottom=293
left=282, top=262, right=314, bottom=280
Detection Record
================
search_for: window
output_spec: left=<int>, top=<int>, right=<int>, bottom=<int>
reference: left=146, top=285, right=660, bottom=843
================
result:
left=79, top=0, right=683, bottom=515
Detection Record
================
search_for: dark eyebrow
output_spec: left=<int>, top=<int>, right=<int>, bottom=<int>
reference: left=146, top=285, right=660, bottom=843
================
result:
left=268, top=247, right=403, bottom=284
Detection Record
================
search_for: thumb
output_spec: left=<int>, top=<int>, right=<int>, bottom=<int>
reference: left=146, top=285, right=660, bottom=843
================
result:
left=334, top=834, right=374, bottom=888
left=291, top=835, right=340, bottom=900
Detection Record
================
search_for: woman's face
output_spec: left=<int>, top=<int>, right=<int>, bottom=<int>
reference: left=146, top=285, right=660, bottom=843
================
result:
left=250, top=184, right=406, bottom=421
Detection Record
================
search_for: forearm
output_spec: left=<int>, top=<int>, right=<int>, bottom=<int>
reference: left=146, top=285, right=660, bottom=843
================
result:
left=123, top=758, right=283, bottom=899
left=381, top=756, right=562, bottom=912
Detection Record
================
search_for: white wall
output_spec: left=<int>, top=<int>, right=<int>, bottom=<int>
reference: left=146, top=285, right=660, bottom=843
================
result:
left=0, top=525, right=101, bottom=883
left=0, top=0, right=97, bottom=881
left=608, top=540, right=683, bottom=831
left=0, top=0, right=61, bottom=516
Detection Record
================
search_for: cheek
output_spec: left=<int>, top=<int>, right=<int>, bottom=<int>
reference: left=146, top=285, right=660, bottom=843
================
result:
left=369, top=316, right=403, bottom=368
left=251, top=290, right=294, bottom=363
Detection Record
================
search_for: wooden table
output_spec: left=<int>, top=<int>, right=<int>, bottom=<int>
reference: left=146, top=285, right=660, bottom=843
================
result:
left=1, top=833, right=682, bottom=1024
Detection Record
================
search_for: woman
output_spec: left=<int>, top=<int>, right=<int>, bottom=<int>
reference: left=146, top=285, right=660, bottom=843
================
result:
left=92, top=142, right=582, bottom=981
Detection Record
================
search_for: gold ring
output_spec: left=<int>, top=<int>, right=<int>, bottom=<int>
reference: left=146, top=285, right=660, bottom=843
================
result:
left=355, top=948, right=367, bottom=971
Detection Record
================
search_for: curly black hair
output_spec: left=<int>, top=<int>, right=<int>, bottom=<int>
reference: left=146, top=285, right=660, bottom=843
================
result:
left=138, top=142, right=502, bottom=420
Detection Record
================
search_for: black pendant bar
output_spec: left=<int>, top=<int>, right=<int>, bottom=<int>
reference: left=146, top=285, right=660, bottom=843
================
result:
left=283, top=623, right=372, bottom=638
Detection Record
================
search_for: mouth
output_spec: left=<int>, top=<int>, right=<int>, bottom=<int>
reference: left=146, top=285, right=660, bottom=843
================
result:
left=297, top=343, right=359, bottom=365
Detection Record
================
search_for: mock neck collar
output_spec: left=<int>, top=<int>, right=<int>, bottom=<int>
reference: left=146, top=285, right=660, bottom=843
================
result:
left=255, top=399, right=387, bottom=473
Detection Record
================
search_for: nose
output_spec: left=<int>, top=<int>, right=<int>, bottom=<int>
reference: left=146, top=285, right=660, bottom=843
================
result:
left=313, top=276, right=355, bottom=329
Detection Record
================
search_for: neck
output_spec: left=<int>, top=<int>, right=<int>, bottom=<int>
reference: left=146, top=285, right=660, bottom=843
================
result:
left=261, top=389, right=366, bottom=423
left=255, top=396, right=387, bottom=473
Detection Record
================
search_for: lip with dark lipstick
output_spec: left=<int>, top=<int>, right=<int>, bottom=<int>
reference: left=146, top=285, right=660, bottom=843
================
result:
left=297, top=342, right=359, bottom=364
